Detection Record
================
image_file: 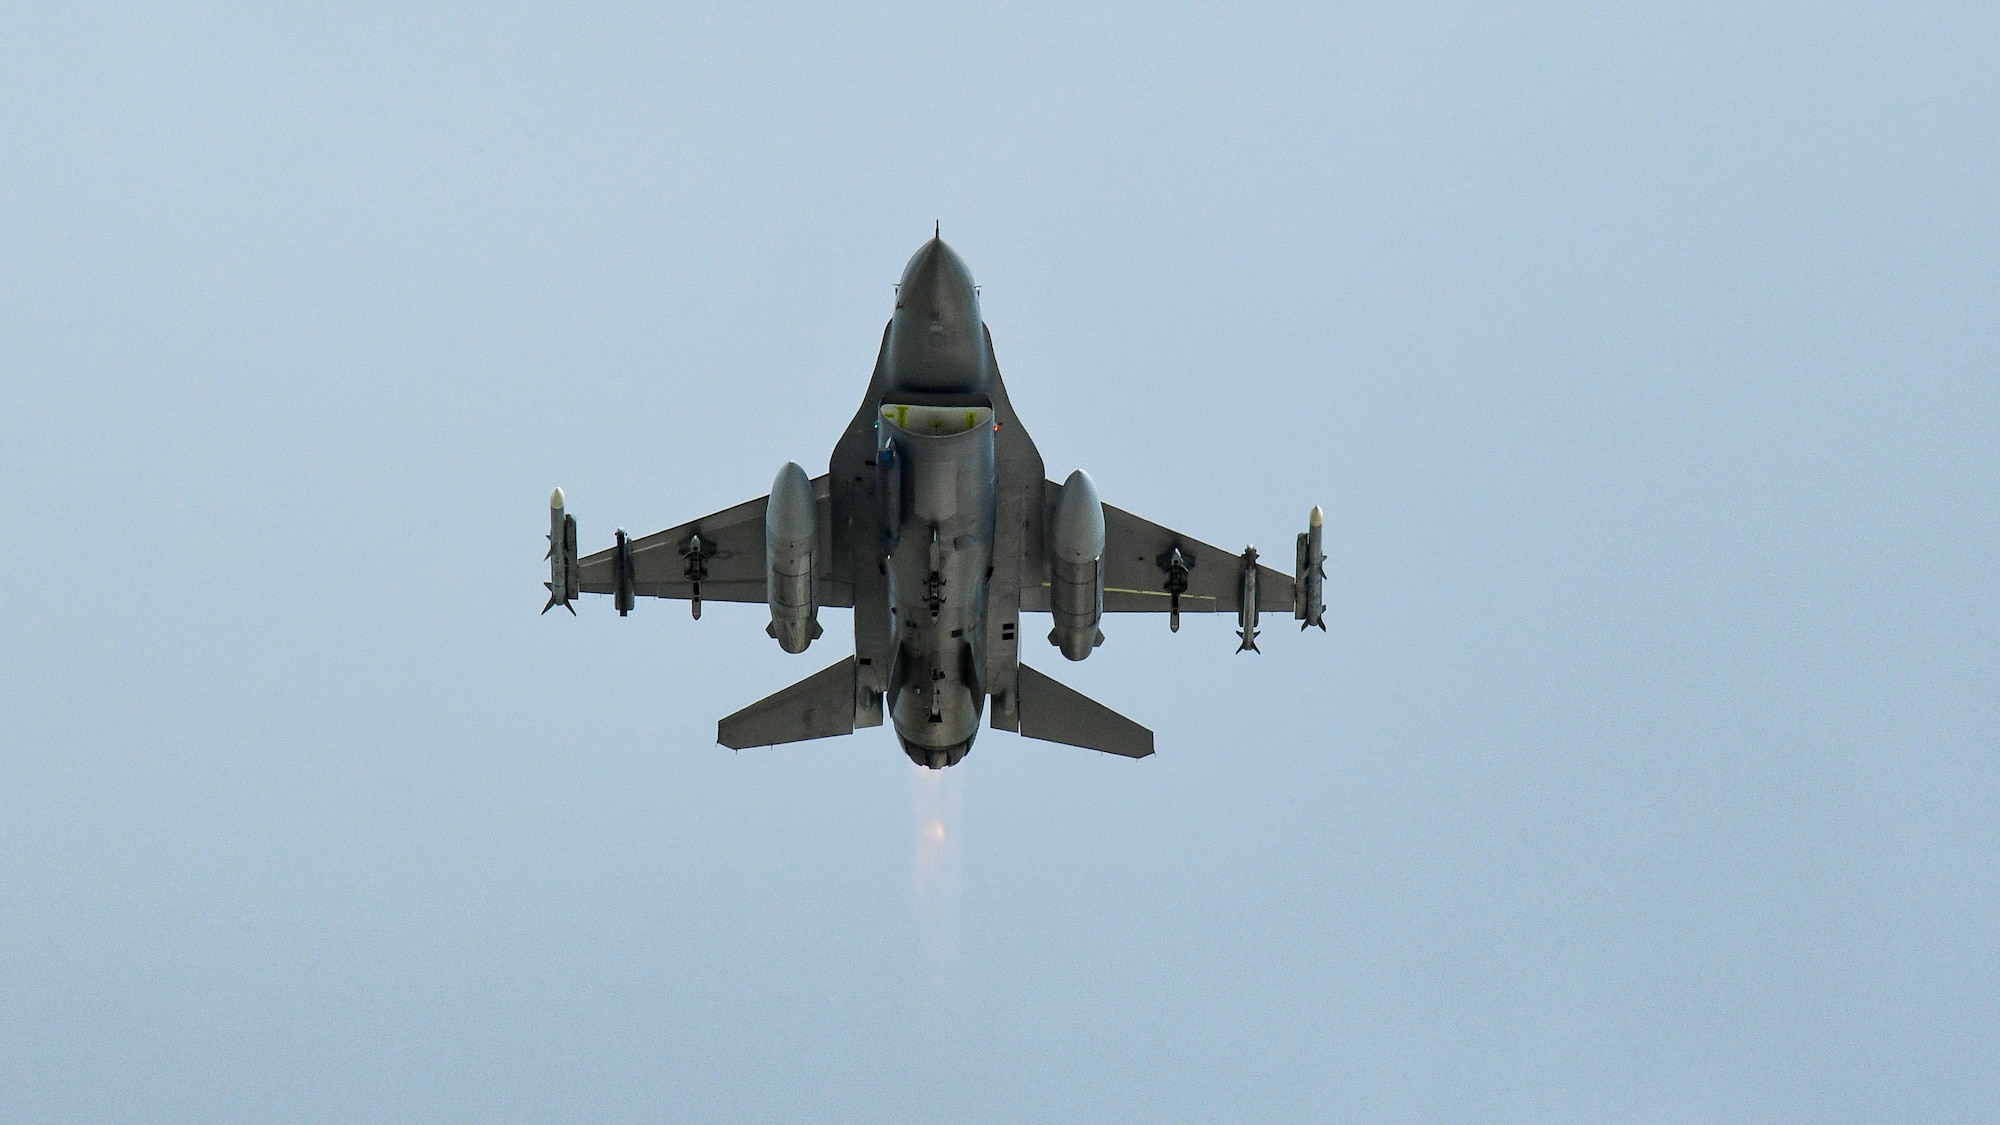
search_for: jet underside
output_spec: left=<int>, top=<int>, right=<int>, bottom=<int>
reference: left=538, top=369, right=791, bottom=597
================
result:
left=548, top=236, right=1325, bottom=767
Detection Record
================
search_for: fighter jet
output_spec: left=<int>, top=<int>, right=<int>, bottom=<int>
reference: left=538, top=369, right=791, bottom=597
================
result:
left=544, top=235, right=1326, bottom=768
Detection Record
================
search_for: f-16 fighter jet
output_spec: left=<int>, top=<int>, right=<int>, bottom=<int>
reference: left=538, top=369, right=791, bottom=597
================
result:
left=545, top=235, right=1326, bottom=768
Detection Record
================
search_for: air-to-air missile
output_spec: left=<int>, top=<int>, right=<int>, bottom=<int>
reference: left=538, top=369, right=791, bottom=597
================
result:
left=543, top=487, right=578, bottom=615
left=1295, top=504, right=1326, bottom=630
left=1237, top=546, right=1262, bottom=653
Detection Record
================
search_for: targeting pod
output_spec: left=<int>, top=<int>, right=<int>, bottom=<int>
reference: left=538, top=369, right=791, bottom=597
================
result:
left=1236, top=547, right=1261, bottom=653
left=765, top=461, right=823, bottom=653
left=543, top=488, right=579, bottom=615
left=1295, top=504, right=1326, bottom=631
left=1047, top=469, right=1106, bottom=661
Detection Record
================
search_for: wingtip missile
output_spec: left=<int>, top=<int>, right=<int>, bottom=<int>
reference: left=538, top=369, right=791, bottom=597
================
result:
left=546, top=488, right=579, bottom=615
left=1295, top=506, right=1326, bottom=630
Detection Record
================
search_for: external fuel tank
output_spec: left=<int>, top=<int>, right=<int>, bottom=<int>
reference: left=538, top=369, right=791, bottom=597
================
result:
left=1047, top=470, right=1106, bottom=660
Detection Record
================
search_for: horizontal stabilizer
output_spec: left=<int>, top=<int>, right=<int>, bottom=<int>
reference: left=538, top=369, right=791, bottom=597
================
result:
left=718, top=656, right=857, bottom=749
left=1015, top=664, right=1154, bottom=758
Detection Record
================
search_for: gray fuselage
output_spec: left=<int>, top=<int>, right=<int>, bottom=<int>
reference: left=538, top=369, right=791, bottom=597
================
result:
left=877, top=239, right=997, bottom=768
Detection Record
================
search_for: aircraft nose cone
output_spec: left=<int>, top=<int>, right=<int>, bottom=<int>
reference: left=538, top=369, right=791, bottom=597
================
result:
left=898, top=237, right=975, bottom=308
left=887, top=236, right=989, bottom=394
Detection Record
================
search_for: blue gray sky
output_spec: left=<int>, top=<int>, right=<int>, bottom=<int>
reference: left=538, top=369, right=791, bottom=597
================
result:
left=3, top=5, right=1995, bottom=1121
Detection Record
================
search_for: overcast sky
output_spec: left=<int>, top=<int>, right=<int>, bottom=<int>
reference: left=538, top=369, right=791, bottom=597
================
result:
left=3, top=5, right=1995, bottom=1122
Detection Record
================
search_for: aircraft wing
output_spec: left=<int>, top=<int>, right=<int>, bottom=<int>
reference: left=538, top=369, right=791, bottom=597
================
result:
left=576, top=475, right=852, bottom=607
left=1028, top=480, right=1295, bottom=615
left=1099, top=501, right=1296, bottom=614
